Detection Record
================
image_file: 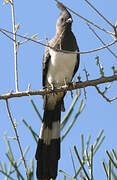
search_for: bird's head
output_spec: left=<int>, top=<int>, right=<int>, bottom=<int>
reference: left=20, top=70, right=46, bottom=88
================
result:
left=56, top=1, right=73, bottom=34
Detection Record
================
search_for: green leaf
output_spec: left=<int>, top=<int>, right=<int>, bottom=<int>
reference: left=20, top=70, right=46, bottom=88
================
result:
left=81, top=134, right=85, bottom=161
left=0, top=161, right=3, bottom=171
left=59, top=170, right=76, bottom=180
left=111, top=149, right=117, bottom=163
left=69, top=148, right=76, bottom=176
left=93, top=136, right=105, bottom=155
left=95, top=56, right=99, bottom=65
left=108, top=160, right=111, bottom=180
left=31, top=34, right=38, bottom=39
left=93, top=129, right=104, bottom=152
left=17, top=146, right=30, bottom=167
left=0, top=170, right=14, bottom=180
left=61, top=99, right=85, bottom=141
left=106, top=150, right=117, bottom=169
left=3, top=161, right=7, bottom=173
left=16, top=40, right=20, bottom=47
left=4, top=135, right=15, bottom=162
left=102, top=161, right=108, bottom=179
left=30, top=99, right=42, bottom=121
left=61, top=92, right=80, bottom=130
left=85, top=135, right=91, bottom=154
left=74, top=146, right=90, bottom=180
left=90, top=145, right=93, bottom=180
left=6, top=154, right=24, bottom=180
left=3, top=0, right=10, bottom=5
left=15, top=24, right=20, bottom=32
left=7, top=162, right=12, bottom=180
left=22, top=119, right=38, bottom=143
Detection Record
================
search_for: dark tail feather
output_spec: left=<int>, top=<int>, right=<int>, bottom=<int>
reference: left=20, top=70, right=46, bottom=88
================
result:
left=35, top=138, right=60, bottom=179
left=35, top=105, right=61, bottom=180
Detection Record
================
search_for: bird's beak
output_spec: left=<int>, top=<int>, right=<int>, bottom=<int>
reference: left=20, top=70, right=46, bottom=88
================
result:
left=66, top=18, right=73, bottom=24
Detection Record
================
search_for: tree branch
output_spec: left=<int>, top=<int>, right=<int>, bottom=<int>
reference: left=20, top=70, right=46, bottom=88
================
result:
left=10, top=0, right=19, bottom=92
left=0, top=75, right=117, bottom=100
left=84, top=0, right=114, bottom=28
left=87, top=24, right=117, bottom=59
left=5, top=99, right=28, bottom=179
left=0, top=28, right=116, bottom=55
left=95, top=85, right=117, bottom=102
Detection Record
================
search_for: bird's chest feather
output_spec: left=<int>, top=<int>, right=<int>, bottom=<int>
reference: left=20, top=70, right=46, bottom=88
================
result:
left=47, top=49, right=77, bottom=85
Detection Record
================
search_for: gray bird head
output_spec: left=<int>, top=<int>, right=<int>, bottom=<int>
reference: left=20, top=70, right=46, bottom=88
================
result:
left=56, top=1, right=73, bottom=35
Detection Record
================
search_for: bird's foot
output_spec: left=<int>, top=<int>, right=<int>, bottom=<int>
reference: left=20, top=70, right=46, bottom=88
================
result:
left=50, top=83, right=56, bottom=96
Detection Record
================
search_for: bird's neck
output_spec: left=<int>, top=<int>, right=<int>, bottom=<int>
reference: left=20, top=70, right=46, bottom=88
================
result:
left=56, top=26, right=71, bottom=36
left=55, top=30, right=76, bottom=51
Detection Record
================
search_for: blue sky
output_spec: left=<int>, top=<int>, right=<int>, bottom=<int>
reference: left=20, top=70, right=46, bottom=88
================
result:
left=0, top=0, right=117, bottom=179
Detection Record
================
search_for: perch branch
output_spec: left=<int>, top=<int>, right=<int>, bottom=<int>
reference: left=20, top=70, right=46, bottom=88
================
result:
left=0, top=75, right=117, bottom=100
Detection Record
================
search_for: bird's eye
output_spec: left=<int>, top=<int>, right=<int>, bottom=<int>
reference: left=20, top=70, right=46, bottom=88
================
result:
left=61, top=18, right=64, bottom=22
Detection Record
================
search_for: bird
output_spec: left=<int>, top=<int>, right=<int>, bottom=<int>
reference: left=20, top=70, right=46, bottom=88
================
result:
left=35, top=1, right=80, bottom=180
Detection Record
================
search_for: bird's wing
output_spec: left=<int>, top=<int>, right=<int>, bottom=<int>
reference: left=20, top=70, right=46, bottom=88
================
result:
left=72, top=52, right=80, bottom=79
left=42, top=47, right=51, bottom=87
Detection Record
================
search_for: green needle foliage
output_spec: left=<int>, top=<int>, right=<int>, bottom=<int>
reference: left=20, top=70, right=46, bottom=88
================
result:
left=0, top=135, right=34, bottom=180
left=102, top=150, right=117, bottom=180
left=1, top=92, right=117, bottom=179
left=1, top=93, right=117, bottom=179
left=59, top=130, right=105, bottom=180
left=30, top=99, right=42, bottom=122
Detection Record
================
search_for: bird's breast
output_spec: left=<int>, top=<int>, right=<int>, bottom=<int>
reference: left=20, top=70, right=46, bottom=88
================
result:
left=47, top=49, right=77, bottom=86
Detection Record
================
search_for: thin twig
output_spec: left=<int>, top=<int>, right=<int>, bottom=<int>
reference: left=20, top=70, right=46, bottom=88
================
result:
left=84, top=0, right=114, bottom=28
left=0, top=75, right=117, bottom=100
left=103, top=83, right=113, bottom=94
left=0, top=27, right=116, bottom=55
left=82, top=40, right=116, bottom=54
left=5, top=99, right=28, bottom=180
left=0, top=29, right=15, bottom=42
left=10, top=0, right=19, bottom=92
left=95, top=85, right=117, bottom=102
left=87, top=24, right=117, bottom=58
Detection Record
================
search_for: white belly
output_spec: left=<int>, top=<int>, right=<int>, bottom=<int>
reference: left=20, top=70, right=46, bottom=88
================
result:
left=47, top=49, right=77, bottom=86
left=46, top=49, right=77, bottom=110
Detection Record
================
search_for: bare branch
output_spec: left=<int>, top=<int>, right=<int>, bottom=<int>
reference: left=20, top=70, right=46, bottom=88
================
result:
left=0, top=28, right=116, bottom=55
left=103, top=82, right=112, bottom=94
left=84, top=0, right=114, bottom=28
left=5, top=99, right=28, bottom=179
left=0, top=75, right=117, bottom=100
left=0, top=29, right=15, bottom=42
left=95, top=85, right=117, bottom=102
left=10, top=0, right=19, bottom=92
left=83, top=66, right=90, bottom=80
left=87, top=24, right=117, bottom=58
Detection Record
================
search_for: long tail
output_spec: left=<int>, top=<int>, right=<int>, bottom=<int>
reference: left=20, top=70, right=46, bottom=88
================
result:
left=35, top=103, right=61, bottom=180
